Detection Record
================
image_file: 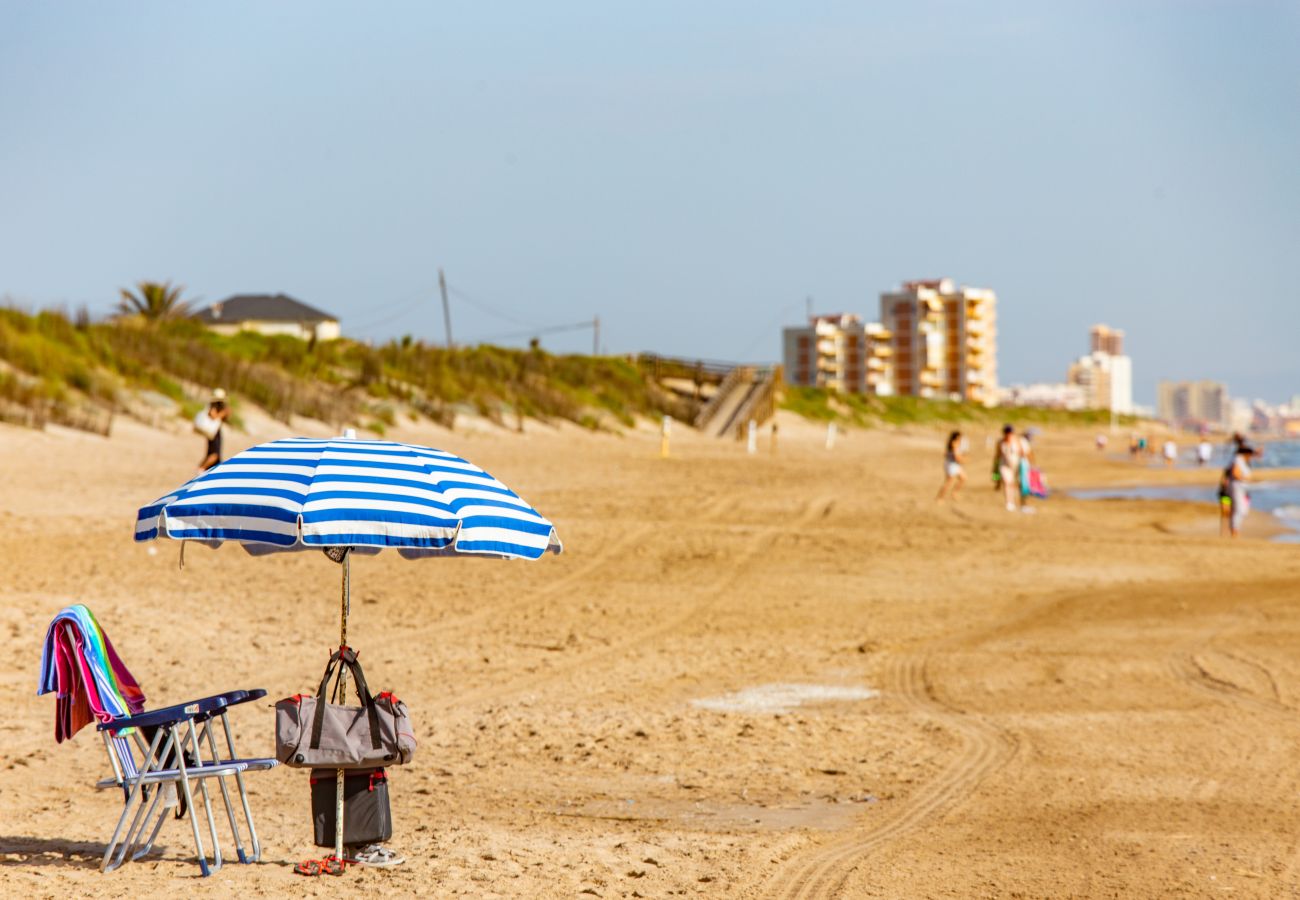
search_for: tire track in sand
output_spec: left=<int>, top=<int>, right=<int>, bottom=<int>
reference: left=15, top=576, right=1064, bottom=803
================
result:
left=760, top=651, right=1015, bottom=900
left=433, top=490, right=740, bottom=637
left=453, top=493, right=836, bottom=707
left=1166, top=643, right=1291, bottom=715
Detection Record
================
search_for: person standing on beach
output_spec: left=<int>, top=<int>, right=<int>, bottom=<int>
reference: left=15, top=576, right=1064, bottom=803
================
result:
left=198, top=389, right=230, bottom=472
left=993, top=425, right=1025, bottom=512
left=1197, top=439, right=1213, bottom=467
left=936, top=430, right=966, bottom=502
left=1162, top=439, right=1177, bottom=467
left=1221, top=442, right=1255, bottom=538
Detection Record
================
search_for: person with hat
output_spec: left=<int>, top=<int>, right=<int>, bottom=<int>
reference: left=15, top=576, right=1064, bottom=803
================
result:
left=198, top=388, right=230, bottom=472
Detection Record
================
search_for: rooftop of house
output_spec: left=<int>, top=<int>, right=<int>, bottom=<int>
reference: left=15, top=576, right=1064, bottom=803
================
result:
left=192, top=293, right=337, bottom=324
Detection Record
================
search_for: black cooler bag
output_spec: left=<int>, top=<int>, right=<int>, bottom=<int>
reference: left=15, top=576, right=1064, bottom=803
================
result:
left=310, top=768, right=392, bottom=847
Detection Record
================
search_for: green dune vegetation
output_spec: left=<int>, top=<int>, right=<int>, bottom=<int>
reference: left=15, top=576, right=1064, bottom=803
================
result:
left=0, top=305, right=684, bottom=435
left=0, top=301, right=1137, bottom=438
left=781, top=385, right=1137, bottom=429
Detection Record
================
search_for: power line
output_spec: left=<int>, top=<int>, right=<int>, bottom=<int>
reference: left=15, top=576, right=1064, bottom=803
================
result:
left=445, top=283, right=538, bottom=329
left=464, top=320, right=597, bottom=345
left=348, top=293, right=430, bottom=334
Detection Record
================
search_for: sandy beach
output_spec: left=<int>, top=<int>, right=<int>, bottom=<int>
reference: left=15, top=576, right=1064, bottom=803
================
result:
left=3, top=415, right=1299, bottom=898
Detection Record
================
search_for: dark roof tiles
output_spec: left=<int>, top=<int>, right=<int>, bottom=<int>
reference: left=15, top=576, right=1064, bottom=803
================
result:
left=193, top=294, right=337, bottom=324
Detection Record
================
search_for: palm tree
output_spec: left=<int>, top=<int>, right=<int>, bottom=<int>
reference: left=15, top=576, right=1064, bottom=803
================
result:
left=117, top=280, right=190, bottom=320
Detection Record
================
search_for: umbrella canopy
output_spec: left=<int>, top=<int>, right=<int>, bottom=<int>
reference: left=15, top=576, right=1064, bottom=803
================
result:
left=134, top=436, right=561, bottom=559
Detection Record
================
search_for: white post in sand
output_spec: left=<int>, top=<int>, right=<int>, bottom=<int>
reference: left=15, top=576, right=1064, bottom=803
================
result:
left=746, top=419, right=757, bottom=454
left=826, top=422, right=837, bottom=451
left=660, top=415, right=671, bottom=458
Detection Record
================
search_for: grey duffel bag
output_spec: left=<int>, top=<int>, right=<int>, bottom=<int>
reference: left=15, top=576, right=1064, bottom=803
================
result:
left=275, top=646, right=417, bottom=769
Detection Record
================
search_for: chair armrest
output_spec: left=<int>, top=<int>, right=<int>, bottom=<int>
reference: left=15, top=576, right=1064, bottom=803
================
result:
left=97, top=693, right=233, bottom=732
left=215, top=688, right=268, bottom=709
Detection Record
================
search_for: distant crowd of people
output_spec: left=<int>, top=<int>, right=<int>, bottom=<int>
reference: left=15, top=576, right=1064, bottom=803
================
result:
left=1117, top=433, right=1216, bottom=468
left=936, top=425, right=1046, bottom=513
left=938, top=425, right=1263, bottom=538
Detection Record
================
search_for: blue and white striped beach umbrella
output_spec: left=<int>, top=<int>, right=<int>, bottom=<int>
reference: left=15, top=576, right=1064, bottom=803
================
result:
left=135, top=436, right=561, bottom=559
left=135, top=434, right=559, bottom=860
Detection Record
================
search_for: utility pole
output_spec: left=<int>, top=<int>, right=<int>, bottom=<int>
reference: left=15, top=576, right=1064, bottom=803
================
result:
left=593, top=315, right=600, bottom=356
left=438, top=268, right=453, bottom=349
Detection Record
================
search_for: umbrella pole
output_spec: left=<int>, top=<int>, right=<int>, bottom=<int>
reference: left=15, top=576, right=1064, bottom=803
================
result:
left=336, top=549, right=350, bottom=862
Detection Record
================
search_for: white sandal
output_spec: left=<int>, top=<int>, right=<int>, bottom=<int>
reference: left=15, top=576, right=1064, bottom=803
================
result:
left=346, top=843, right=406, bottom=867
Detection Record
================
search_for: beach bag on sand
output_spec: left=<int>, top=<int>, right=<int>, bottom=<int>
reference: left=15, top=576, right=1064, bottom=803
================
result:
left=275, top=647, right=416, bottom=769
left=310, top=768, right=393, bottom=847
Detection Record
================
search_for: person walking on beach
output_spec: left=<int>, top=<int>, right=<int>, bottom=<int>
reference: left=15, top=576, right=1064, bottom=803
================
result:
left=936, top=430, right=966, bottom=502
left=1197, top=439, right=1213, bottom=467
left=1220, top=441, right=1255, bottom=538
left=197, top=389, right=230, bottom=472
left=993, top=425, right=1027, bottom=512
left=1162, top=439, right=1177, bottom=467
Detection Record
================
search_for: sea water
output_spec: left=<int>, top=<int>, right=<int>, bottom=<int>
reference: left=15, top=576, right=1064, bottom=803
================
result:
left=1076, top=439, right=1300, bottom=542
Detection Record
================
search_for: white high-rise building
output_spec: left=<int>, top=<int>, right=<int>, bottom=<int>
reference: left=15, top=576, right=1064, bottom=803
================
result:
left=1066, top=324, right=1133, bottom=413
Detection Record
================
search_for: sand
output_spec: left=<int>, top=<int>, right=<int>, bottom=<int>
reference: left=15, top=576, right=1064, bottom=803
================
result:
left=2, top=412, right=1299, bottom=898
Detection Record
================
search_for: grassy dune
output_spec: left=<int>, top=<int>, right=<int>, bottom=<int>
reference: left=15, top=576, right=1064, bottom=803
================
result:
left=781, top=385, right=1137, bottom=429
left=0, top=307, right=682, bottom=434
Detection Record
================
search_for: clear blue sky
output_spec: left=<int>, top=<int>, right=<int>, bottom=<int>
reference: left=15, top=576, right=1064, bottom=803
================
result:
left=1, top=1, right=1296, bottom=403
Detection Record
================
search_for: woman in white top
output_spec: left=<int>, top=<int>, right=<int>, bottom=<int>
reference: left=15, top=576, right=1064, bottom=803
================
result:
left=1224, top=445, right=1255, bottom=537
left=993, top=425, right=1024, bottom=511
left=936, top=431, right=966, bottom=502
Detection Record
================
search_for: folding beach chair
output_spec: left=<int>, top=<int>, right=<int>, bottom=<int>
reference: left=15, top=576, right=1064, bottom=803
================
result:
left=38, top=605, right=278, bottom=876
left=96, top=690, right=278, bottom=875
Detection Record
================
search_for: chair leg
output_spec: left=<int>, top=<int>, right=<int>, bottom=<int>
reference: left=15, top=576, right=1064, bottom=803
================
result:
left=220, top=712, right=264, bottom=862
left=172, top=724, right=213, bottom=877
left=130, top=790, right=172, bottom=862
left=123, top=774, right=166, bottom=858
left=185, top=720, right=224, bottom=873
left=102, top=727, right=167, bottom=872
left=202, top=718, right=249, bottom=864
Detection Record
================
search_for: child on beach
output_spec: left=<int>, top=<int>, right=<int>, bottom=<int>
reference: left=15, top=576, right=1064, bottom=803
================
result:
left=936, top=431, right=966, bottom=502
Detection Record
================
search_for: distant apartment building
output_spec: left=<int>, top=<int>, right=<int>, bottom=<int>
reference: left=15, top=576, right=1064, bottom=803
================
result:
left=878, top=279, right=997, bottom=405
left=782, top=313, right=894, bottom=395
left=1000, top=382, right=1087, bottom=410
left=1066, top=323, right=1133, bottom=413
left=1158, top=380, right=1230, bottom=429
left=1090, top=323, right=1125, bottom=356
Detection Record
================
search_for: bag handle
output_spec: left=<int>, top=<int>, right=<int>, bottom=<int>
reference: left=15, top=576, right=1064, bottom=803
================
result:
left=309, top=646, right=383, bottom=752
